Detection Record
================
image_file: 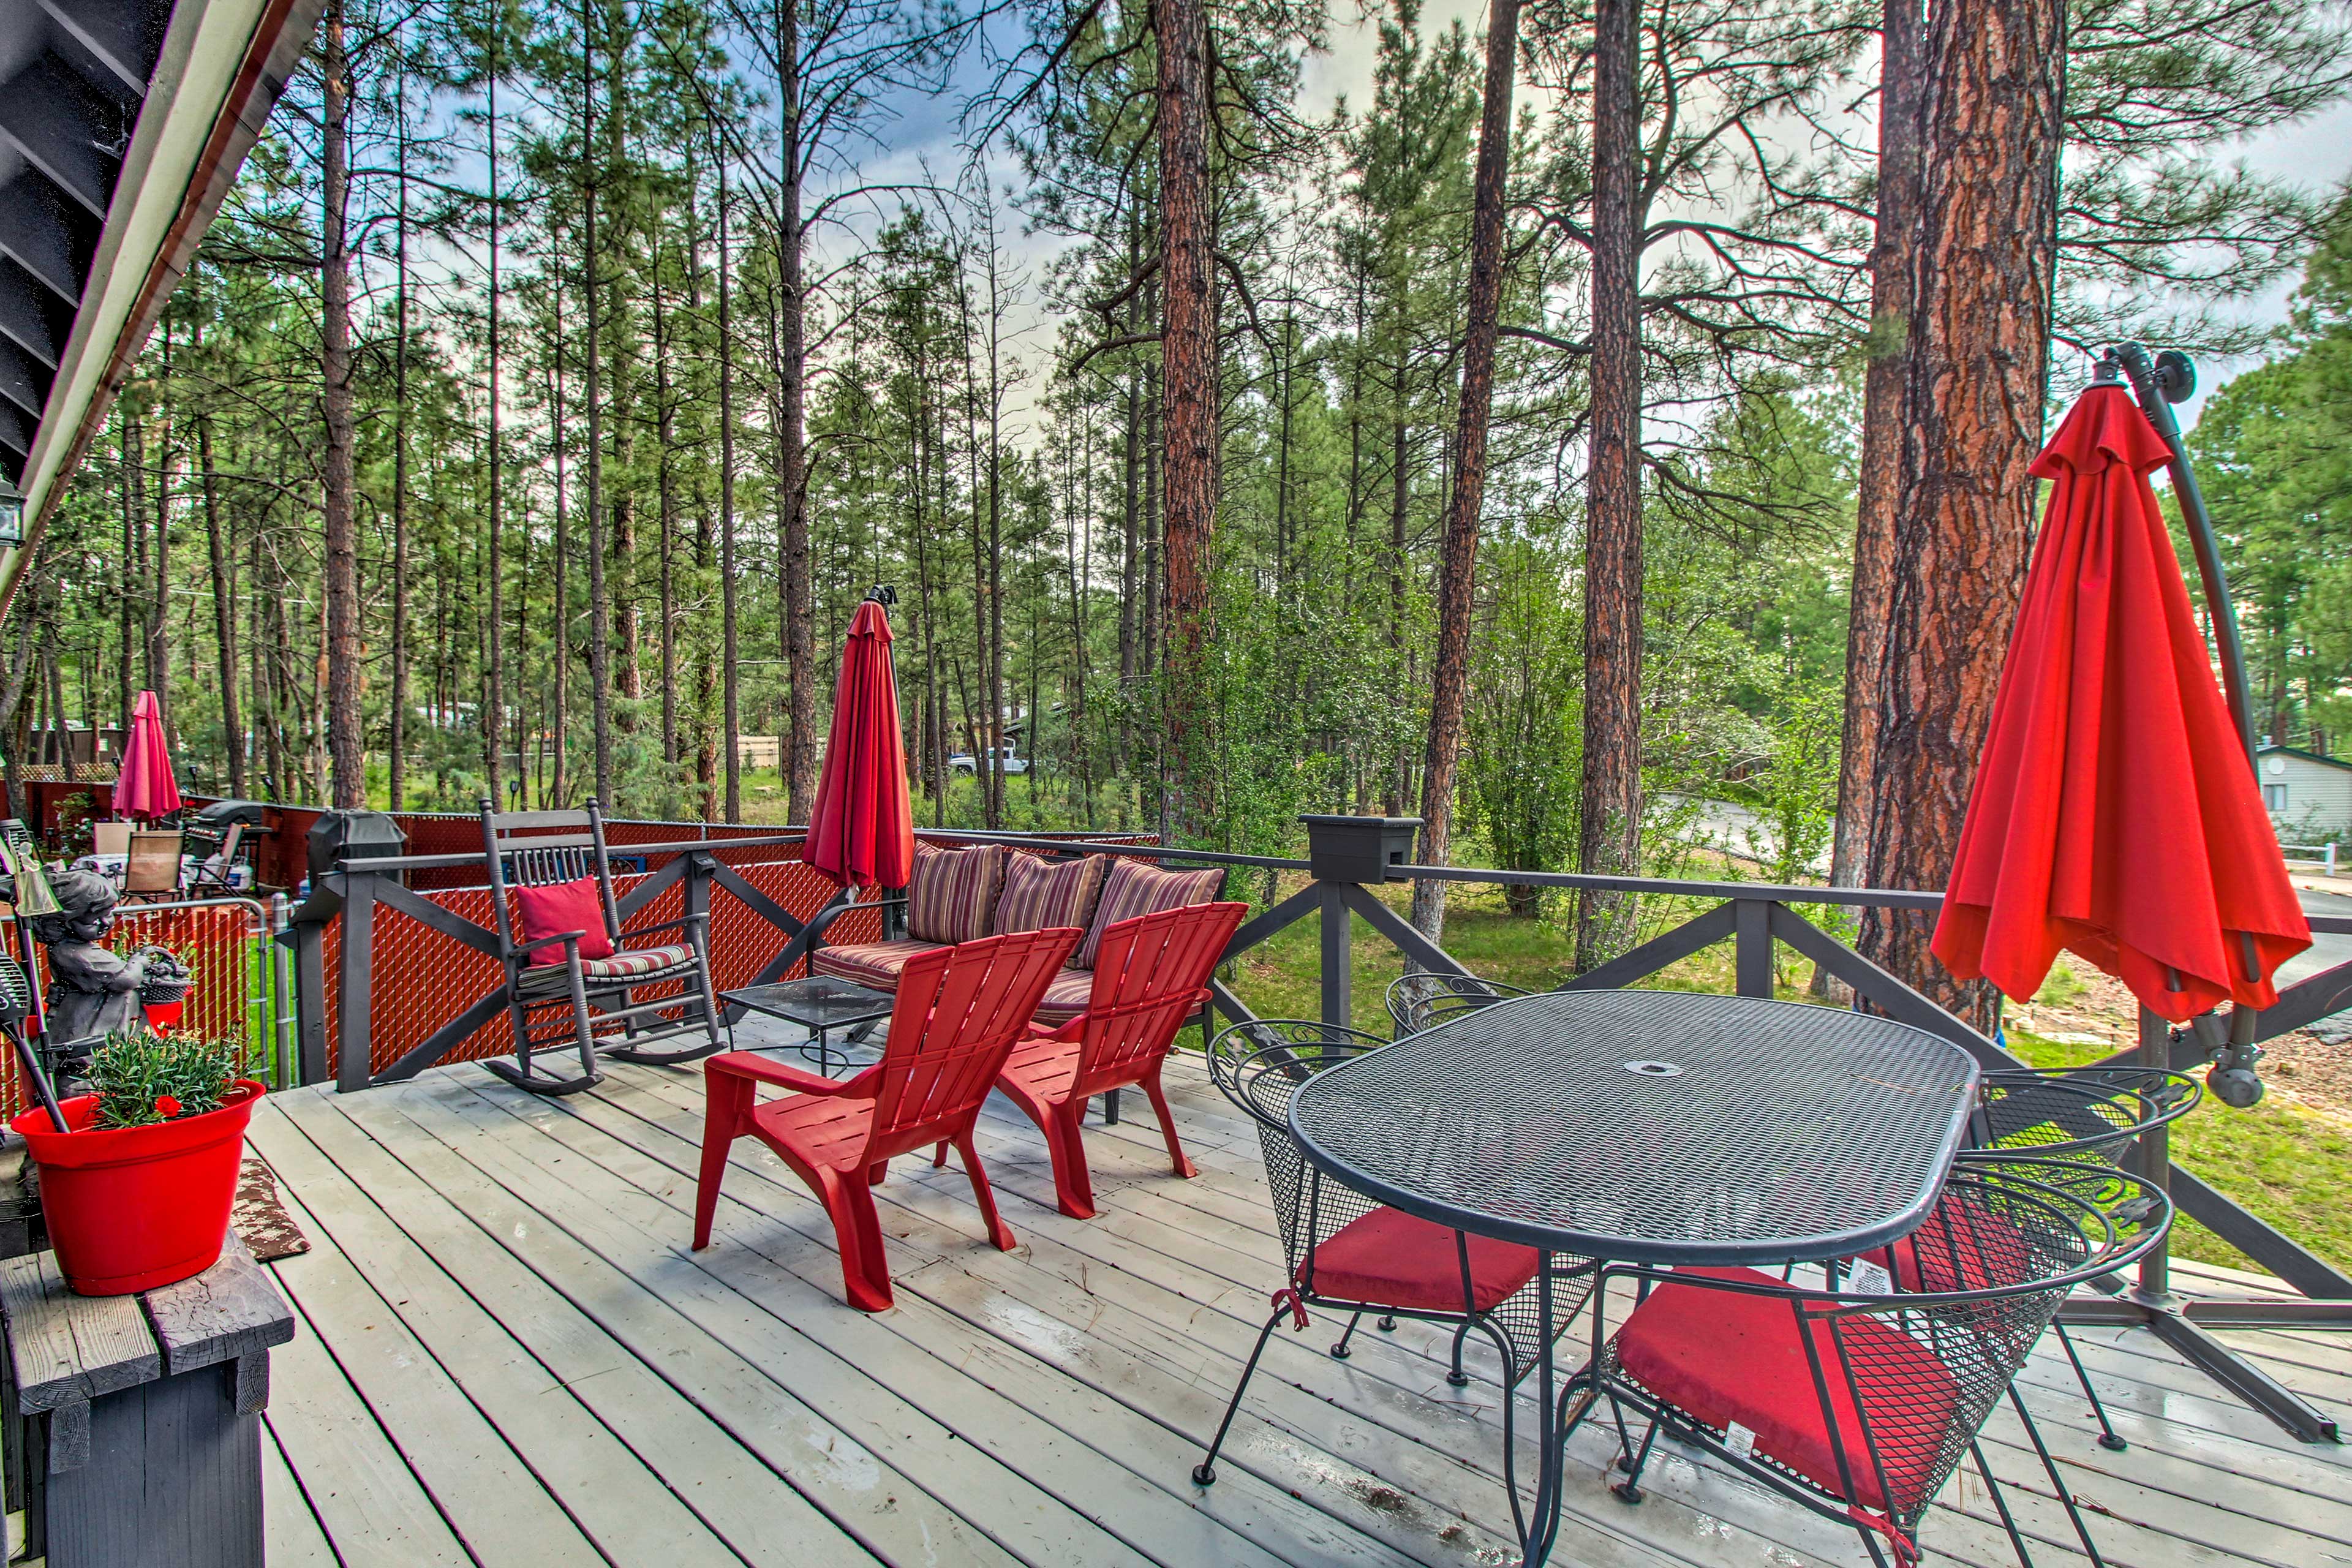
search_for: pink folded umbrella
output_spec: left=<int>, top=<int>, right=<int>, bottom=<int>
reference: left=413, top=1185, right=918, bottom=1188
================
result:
left=114, top=690, right=183, bottom=820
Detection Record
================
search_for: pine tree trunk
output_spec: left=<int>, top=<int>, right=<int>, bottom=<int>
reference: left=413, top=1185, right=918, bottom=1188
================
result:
left=148, top=325, right=171, bottom=712
left=119, top=415, right=139, bottom=727
left=718, top=162, right=742, bottom=823
left=320, top=0, right=363, bottom=809
left=1856, top=0, right=2061, bottom=1029
left=196, top=406, right=243, bottom=797
left=484, top=50, right=506, bottom=807
left=550, top=288, right=570, bottom=809
left=1574, top=0, right=1645, bottom=970
left=581, top=0, right=612, bottom=806
left=777, top=0, right=816, bottom=822
left=1830, top=0, right=1924, bottom=905
left=1414, top=0, right=1519, bottom=944
left=655, top=263, right=679, bottom=799
left=1155, top=0, right=1215, bottom=843
left=389, top=74, right=410, bottom=812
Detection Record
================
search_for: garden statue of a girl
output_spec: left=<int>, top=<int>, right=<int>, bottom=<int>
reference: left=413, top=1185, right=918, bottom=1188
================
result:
left=29, top=869, right=162, bottom=1044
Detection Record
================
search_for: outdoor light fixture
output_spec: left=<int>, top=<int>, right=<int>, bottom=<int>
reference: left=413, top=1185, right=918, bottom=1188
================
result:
left=0, top=490, right=22, bottom=549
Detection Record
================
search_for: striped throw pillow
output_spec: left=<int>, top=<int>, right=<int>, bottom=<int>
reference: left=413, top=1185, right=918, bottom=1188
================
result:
left=994, top=852, right=1109, bottom=938
left=905, top=843, right=1008, bottom=945
left=1076, top=859, right=1228, bottom=968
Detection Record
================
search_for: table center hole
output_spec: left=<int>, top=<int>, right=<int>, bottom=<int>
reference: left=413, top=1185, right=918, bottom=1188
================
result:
left=1623, top=1060, right=1684, bottom=1077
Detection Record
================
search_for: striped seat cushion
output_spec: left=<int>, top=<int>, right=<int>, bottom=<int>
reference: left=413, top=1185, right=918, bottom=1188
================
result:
left=995, top=853, right=1109, bottom=938
left=1030, top=966, right=1099, bottom=1025
left=906, top=843, right=1008, bottom=945
left=1076, top=860, right=1228, bottom=969
left=522, top=943, right=695, bottom=987
left=810, top=938, right=943, bottom=991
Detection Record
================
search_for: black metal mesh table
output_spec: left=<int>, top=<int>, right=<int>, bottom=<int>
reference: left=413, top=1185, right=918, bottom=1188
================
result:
left=721, top=977, right=893, bottom=1075
left=1285, top=988, right=1981, bottom=1566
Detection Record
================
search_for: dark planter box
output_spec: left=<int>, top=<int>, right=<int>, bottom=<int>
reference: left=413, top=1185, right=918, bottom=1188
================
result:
left=1300, top=815, right=1422, bottom=884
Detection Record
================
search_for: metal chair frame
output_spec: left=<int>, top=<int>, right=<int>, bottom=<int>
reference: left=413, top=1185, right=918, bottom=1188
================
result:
left=1193, top=1018, right=1597, bottom=1542
left=1577, top=1157, right=2171, bottom=1568
left=1964, top=1064, right=2201, bottom=1450
left=478, top=796, right=724, bottom=1096
left=1383, top=971, right=1531, bottom=1039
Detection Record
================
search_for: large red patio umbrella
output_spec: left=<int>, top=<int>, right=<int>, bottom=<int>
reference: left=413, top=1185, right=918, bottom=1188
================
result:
left=113, top=690, right=182, bottom=820
left=1931, top=382, right=2310, bottom=1023
left=805, top=591, right=914, bottom=890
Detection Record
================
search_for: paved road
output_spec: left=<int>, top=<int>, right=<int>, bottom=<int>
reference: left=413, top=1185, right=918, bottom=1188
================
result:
left=2285, top=885, right=2352, bottom=997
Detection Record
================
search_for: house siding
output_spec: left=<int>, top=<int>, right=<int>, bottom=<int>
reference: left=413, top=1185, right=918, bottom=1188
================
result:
left=2262, top=748, right=2352, bottom=835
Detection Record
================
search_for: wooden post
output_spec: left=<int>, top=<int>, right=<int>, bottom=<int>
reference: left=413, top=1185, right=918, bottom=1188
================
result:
left=1319, top=882, right=1352, bottom=1031
left=334, top=870, right=375, bottom=1093
left=1733, top=899, right=1774, bottom=999
left=287, top=914, right=329, bottom=1088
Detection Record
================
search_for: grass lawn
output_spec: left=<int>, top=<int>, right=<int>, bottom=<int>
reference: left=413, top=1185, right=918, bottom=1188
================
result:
left=1222, top=873, right=2343, bottom=1280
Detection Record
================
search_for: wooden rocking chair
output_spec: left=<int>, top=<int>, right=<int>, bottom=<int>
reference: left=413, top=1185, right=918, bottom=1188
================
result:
left=480, top=797, right=725, bottom=1096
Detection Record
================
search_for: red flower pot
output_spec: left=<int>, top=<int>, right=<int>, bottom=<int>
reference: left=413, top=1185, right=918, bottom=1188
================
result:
left=143, top=1000, right=184, bottom=1033
left=10, top=1081, right=266, bottom=1295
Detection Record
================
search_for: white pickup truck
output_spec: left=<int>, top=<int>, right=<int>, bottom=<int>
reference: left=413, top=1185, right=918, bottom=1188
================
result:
left=948, top=742, right=1030, bottom=777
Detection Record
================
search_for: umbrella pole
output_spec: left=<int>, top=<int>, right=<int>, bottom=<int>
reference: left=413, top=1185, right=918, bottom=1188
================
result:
left=2111, top=345, right=2257, bottom=768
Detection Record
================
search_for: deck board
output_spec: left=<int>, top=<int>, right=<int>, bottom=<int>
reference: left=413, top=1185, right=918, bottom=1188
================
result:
left=250, top=1042, right=2352, bottom=1568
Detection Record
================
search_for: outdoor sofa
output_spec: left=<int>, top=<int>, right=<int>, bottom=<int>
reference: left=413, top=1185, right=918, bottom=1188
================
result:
left=808, top=842, right=1229, bottom=1028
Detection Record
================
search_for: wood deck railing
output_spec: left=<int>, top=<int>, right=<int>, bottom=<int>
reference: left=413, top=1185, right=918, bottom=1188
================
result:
left=290, top=809, right=2352, bottom=1442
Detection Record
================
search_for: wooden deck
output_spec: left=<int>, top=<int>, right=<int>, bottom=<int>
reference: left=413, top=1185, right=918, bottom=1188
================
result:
left=243, top=1040, right=2352, bottom=1568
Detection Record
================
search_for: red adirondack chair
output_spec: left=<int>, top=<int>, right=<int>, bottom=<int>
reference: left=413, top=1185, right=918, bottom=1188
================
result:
left=960, top=900, right=1248, bottom=1219
left=693, top=925, right=1080, bottom=1311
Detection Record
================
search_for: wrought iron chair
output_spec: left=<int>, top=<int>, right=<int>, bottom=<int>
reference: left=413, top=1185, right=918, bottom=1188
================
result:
left=1585, top=1156, right=2170, bottom=1568
left=693, top=926, right=1082, bottom=1311
left=1194, top=1018, right=1596, bottom=1536
left=965, top=899, right=1249, bottom=1218
left=480, top=797, right=725, bottom=1096
left=1384, top=971, right=1531, bottom=1039
left=1959, top=1065, right=2200, bottom=1450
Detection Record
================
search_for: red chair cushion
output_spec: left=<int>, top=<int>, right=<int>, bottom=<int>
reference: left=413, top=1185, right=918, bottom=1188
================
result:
left=515, top=878, right=612, bottom=966
left=1615, top=1266, right=1960, bottom=1515
left=1880, top=1207, right=2038, bottom=1295
left=1303, top=1207, right=1540, bottom=1314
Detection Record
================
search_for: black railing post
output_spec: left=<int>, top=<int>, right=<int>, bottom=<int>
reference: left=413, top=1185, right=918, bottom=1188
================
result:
left=1319, top=883, right=1352, bottom=1030
left=291, top=919, right=327, bottom=1087
left=1302, top=816, right=1420, bottom=1031
left=334, top=869, right=377, bottom=1094
left=1733, top=899, right=1773, bottom=999
left=2137, top=1005, right=2173, bottom=1297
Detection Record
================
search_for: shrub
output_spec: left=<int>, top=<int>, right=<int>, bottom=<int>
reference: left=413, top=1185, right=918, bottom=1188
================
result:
left=86, top=1031, right=238, bottom=1129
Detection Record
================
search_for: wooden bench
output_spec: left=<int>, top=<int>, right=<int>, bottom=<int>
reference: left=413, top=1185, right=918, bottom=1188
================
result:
left=1, top=1237, right=294, bottom=1567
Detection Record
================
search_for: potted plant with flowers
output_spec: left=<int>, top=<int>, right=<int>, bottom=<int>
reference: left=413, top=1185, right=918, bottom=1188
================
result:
left=8, top=1031, right=265, bottom=1294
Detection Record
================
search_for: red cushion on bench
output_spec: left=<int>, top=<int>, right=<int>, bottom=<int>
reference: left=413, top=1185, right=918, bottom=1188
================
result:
left=1615, top=1265, right=1960, bottom=1515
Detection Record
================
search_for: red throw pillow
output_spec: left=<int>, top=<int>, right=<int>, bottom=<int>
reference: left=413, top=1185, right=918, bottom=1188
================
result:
left=514, top=878, right=612, bottom=966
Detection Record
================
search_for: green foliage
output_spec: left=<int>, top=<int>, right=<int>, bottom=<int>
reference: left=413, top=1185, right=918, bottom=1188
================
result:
left=87, top=1033, right=239, bottom=1131
left=2188, top=185, right=2352, bottom=753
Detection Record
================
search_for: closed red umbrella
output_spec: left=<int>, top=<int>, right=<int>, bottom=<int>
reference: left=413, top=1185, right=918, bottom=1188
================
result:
left=805, top=592, right=915, bottom=890
left=1932, top=383, right=2310, bottom=1022
left=113, top=690, right=182, bottom=821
